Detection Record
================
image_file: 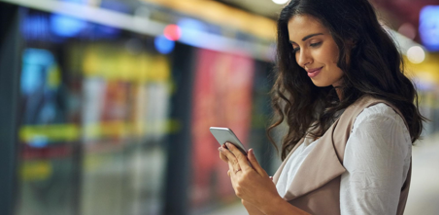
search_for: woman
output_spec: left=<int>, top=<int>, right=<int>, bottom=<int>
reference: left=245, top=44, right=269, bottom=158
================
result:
left=218, top=0, right=425, bottom=214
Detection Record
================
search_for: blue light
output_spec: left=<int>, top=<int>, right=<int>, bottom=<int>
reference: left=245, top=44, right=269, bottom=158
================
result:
left=413, top=78, right=435, bottom=91
left=21, top=14, right=50, bottom=41
left=419, top=5, right=439, bottom=52
left=21, top=49, right=55, bottom=95
left=177, top=18, right=208, bottom=45
left=176, top=18, right=224, bottom=49
left=94, top=25, right=120, bottom=39
left=155, top=35, right=175, bottom=54
left=29, top=135, right=49, bottom=148
left=50, top=14, right=86, bottom=37
left=177, top=18, right=207, bottom=32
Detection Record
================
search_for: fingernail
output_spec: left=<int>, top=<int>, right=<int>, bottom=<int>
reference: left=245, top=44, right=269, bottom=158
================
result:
left=226, top=142, right=230, bottom=147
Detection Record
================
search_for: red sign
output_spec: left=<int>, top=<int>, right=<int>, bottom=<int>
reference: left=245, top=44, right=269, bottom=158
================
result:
left=191, top=49, right=255, bottom=208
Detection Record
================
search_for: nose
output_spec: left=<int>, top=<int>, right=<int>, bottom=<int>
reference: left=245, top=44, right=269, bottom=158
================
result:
left=296, top=49, right=312, bottom=68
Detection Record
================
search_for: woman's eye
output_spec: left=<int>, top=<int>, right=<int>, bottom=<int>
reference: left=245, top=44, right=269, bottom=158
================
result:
left=310, top=42, right=322, bottom=47
left=293, top=47, right=300, bottom=53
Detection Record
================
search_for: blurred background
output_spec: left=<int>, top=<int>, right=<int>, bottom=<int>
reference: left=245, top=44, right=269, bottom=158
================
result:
left=0, top=0, right=437, bottom=215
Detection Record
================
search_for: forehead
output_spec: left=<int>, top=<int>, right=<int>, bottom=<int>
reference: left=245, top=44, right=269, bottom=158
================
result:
left=287, top=14, right=328, bottom=42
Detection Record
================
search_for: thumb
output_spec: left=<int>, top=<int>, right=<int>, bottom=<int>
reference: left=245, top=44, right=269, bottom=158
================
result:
left=248, top=149, right=267, bottom=177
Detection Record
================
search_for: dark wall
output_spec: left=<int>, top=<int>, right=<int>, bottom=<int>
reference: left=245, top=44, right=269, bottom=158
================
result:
left=0, top=3, right=21, bottom=215
left=163, top=43, right=196, bottom=215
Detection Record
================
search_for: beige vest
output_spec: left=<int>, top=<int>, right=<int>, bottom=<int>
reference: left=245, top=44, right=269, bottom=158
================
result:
left=273, top=96, right=411, bottom=215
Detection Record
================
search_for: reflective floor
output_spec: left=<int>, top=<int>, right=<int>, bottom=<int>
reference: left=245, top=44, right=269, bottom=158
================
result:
left=207, top=132, right=439, bottom=215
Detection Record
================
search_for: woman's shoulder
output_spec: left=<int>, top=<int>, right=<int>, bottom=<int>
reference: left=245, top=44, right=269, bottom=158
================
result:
left=355, top=103, right=404, bottom=126
left=361, top=102, right=398, bottom=116
left=353, top=102, right=411, bottom=142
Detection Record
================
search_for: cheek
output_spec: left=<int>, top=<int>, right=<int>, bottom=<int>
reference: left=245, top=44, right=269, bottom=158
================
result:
left=320, top=44, right=343, bottom=79
left=313, top=45, right=338, bottom=65
left=329, top=44, right=340, bottom=64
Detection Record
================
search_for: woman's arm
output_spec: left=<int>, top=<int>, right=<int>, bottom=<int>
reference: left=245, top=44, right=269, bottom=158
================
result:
left=340, top=104, right=411, bottom=214
left=259, top=197, right=310, bottom=215
left=219, top=144, right=310, bottom=215
left=243, top=197, right=308, bottom=215
left=242, top=199, right=265, bottom=215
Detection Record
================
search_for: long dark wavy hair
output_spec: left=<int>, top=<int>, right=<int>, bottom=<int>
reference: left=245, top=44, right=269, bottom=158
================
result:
left=268, top=0, right=426, bottom=160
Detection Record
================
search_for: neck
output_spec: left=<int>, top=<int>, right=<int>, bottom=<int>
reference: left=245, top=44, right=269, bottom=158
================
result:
left=335, top=88, right=343, bottom=100
left=332, top=79, right=343, bottom=100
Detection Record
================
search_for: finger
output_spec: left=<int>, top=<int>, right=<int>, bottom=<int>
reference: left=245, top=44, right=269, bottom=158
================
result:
left=247, top=149, right=268, bottom=177
left=218, top=147, right=228, bottom=162
left=230, top=164, right=243, bottom=176
left=226, top=143, right=252, bottom=172
left=220, top=147, right=241, bottom=173
left=228, top=162, right=236, bottom=178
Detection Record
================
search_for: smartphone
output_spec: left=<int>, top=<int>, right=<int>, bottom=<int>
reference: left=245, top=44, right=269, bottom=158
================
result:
left=209, top=127, right=247, bottom=155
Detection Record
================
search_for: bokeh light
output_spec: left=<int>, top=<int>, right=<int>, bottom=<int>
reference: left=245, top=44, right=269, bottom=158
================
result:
left=272, top=0, right=289, bottom=5
left=419, top=5, right=439, bottom=51
left=398, top=23, right=416, bottom=40
left=50, top=14, right=86, bottom=37
left=164, top=24, right=181, bottom=41
left=154, top=35, right=175, bottom=54
left=407, top=46, right=425, bottom=64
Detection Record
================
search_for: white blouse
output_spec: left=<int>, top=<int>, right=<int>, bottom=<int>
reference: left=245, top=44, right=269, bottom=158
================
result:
left=276, top=103, right=412, bottom=215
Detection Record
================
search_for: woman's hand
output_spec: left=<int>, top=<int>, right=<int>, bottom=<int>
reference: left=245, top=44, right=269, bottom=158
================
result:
left=218, top=142, right=281, bottom=210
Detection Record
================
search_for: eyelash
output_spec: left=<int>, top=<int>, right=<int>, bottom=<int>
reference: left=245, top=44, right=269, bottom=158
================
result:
left=292, top=42, right=322, bottom=53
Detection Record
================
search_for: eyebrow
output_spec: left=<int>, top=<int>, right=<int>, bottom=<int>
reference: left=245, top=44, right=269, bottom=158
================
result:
left=290, top=33, right=324, bottom=44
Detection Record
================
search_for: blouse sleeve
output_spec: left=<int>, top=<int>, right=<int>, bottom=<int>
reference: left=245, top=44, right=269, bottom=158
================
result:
left=340, top=103, right=412, bottom=215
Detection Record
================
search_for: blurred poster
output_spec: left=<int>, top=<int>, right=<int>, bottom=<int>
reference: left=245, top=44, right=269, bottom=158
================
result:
left=145, top=83, right=171, bottom=140
left=81, top=78, right=106, bottom=142
left=17, top=8, right=172, bottom=215
left=78, top=43, right=171, bottom=215
left=17, top=48, right=78, bottom=215
left=79, top=44, right=132, bottom=215
left=190, top=49, right=255, bottom=209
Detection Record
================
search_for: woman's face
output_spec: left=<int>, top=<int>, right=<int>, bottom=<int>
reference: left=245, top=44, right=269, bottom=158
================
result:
left=287, top=14, right=343, bottom=87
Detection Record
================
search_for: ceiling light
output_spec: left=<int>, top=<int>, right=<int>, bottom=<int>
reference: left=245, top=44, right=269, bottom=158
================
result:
left=272, top=0, right=289, bottom=5
left=407, top=46, right=425, bottom=64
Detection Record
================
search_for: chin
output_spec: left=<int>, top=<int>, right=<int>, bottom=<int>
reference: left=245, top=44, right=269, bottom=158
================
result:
left=311, top=80, right=332, bottom=87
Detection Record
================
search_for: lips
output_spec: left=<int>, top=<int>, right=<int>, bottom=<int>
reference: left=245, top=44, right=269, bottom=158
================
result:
left=307, top=67, right=323, bottom=78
